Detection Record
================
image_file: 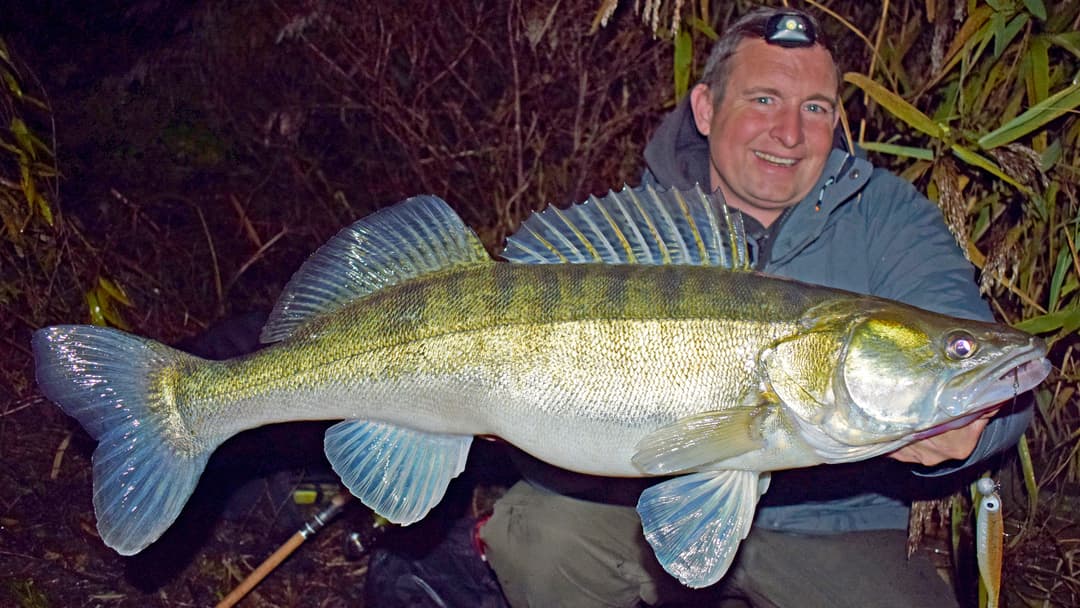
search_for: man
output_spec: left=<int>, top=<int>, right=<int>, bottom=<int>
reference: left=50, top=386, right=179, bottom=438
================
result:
left=478, top=7, right=1032, bottom=607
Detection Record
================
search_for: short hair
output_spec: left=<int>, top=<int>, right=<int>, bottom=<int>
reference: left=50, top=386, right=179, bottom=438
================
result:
left=699, top=7, right=840, bottom=106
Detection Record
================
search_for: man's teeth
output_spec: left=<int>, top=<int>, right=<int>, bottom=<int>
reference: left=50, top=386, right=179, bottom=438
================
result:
left=755, top=151, right=796, bottom=166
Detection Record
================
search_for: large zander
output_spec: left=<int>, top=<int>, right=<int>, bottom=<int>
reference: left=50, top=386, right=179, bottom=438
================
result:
left=33, top=185, right=1049, bottom=587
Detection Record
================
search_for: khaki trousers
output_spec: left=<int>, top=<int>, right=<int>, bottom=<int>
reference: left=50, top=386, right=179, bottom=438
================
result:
left=479, top=481, right=960, bottom=608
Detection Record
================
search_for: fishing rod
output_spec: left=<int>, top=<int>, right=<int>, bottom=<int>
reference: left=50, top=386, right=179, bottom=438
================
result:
left=216, top=492, right=350, bottom=608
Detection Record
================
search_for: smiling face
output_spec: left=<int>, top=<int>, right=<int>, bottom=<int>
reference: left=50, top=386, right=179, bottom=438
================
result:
left=690, top=38, right=840, bottom=227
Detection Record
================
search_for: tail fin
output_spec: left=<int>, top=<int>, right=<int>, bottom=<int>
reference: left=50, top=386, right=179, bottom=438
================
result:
left=33, top=325, right=213, bottom=555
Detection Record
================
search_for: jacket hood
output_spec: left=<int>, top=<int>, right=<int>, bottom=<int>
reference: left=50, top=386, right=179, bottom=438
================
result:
left=643, top=96, right=711, bottom=190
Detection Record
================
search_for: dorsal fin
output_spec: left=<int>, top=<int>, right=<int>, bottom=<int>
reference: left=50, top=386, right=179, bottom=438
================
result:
left=261, top=195, right=490, bottom=343
left=501, top=183, right=749, bottom=269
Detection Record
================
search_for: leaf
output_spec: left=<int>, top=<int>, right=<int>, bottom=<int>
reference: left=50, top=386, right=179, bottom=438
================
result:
left=10, top=117, right=35, bottom=160
left=674, top=28, right=692, bottom=102
left=1040, top=139, right=1061, bottom=172
left=687, top=16, right=718, bottom=40
left=19, top=161, right=38, bottom=210
left=972, top=205, right=991, bottom=243
left=899, top=159, right=932, bottom=183
left=1049, top=245, right=1070, bottom=311
left=34, top=193, right=52, bottom=226
left=1, top=70, right=21, bottom=99
left=1022, top=0, right=1047, bottom=20
left=990, top=10, right=1006, bottom=58
left=993, top=13, right=1028, bottom=60
left=978, top=81, right=1080, bottom=149
left=1014, top=307, right=1080, bottom=334
left=86, top=291, right=106, bottom=327
left=950, top=144, right=1027, bottom=191
left=1051, top=32, right=1080, bottom=58
left=98, top=276, right=133, bottom=307
left=844, top=72, right=945, bottom=138
left=857, top=142, right=935, bottom=160
left=1027, top=36, right=1050, bottom=105
left=1017, top=434, right=1039, bottom=524
left=85, top=282, right=131, bottom=330
left=98, top=297, right=130, bottom=330
left=937, top=5, right=994, bottom=80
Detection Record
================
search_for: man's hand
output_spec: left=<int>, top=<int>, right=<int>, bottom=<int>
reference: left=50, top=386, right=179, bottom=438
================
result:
left=887, top=409, right=996, bottom=466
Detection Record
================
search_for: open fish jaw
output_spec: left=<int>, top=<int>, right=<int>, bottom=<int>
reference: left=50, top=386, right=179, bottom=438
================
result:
left=940, top=343, right=1050, bottom=417
left=910, top=348, right=1050, bottom=442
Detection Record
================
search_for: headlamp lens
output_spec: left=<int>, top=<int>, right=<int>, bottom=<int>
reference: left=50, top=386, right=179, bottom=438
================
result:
left=765, top=13, right=816, bottom=48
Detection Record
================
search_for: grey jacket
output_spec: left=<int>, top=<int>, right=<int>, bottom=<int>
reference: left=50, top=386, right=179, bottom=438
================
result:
left=640, top=96, right=1033, bottom=532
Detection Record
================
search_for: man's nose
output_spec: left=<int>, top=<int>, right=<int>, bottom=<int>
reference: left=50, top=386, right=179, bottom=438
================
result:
left=770, top=104, right=804, bottom=148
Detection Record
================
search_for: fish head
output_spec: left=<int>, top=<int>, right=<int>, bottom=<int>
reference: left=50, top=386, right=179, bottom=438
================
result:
left=824, top=307, right=1050, bottom=447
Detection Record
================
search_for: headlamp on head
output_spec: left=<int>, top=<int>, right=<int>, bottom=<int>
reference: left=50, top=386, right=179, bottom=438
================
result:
left=765, top=13, right=816, bottom=48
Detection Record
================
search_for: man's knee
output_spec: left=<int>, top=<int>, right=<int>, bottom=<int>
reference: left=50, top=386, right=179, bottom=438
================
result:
left=480, top=482, right=649, bottom=607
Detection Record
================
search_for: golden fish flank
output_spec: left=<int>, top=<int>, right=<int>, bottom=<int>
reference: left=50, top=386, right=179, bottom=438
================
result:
left=33, top=185, right=1050, bottom=589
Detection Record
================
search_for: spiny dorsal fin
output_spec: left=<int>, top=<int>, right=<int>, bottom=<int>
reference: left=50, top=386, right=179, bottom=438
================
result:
left=261, top=195, right=490, bottom=343
left=501, top=183, right=749, bottom=269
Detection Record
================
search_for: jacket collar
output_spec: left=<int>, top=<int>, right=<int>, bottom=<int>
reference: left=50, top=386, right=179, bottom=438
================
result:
left=769, top=150, right=872, bottom=268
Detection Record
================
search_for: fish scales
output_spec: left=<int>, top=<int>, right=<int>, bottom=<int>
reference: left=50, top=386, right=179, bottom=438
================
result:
left=175, top=262, right=818, bottom=463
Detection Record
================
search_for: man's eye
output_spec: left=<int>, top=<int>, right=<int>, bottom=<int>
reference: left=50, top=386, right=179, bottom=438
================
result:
left=806, top=103, right=831, bottom=114
left=754, top=96, right=773, bottom=104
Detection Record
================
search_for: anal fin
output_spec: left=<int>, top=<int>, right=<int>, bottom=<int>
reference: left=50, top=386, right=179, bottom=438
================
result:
left=324, top=420, right=472, bottom=525
left=637, top=469, right=767, bottom=588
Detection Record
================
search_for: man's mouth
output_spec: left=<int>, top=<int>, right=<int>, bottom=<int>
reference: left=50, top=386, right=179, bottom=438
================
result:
left=754, top=151, right=797, bottom=166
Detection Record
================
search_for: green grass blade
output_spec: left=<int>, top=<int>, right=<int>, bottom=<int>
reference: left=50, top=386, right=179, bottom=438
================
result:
left=1017, top=433, right=1039, bottom=526
left=1022, top=0, right=1047, bottom=20
left=1014, top=306, right=1080, bottom=334
left=1027, top=36, right=1050, bottom=104
left=978, top=81, right=1080, bottom=149
left=993, top=13, right=1028, bottom=59
left=674, top=28, right=692, bottom=101
left=857, top=141, right=935, bottom=160
left=687, top=16, right=718, bottom=40
left=1049, top=246, right=1071, bottom=311
left=1051, top=32, right=1080, bottom=58
left=845, top=73, right=945, bottom=139
left=950, top=144, right=1027, bottom=191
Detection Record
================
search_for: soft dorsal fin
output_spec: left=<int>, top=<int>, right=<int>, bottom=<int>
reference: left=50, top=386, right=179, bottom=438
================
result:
left=261, top=195, right=490, bottom=343
left=501, top=183, right=749, bottom=269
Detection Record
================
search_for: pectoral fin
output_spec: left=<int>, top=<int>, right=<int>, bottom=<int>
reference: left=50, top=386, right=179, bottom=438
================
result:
left=632, top=407, right=765, bottom=475
left=324, top=420, right=472, bottom=525
left=637, top=469, right=767, bottom=588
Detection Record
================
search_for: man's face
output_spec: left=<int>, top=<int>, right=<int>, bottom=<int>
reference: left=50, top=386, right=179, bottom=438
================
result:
left=691, top=38, right=839, bottom=226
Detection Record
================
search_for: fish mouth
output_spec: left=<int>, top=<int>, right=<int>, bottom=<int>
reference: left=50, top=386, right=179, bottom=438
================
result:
left=913, top=347, right=1050, bottom=441
left=909, top=402, right=1003, bottom=441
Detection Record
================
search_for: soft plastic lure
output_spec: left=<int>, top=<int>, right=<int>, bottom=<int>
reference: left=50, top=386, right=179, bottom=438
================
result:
left=975, top=477, right=1003, bottom=608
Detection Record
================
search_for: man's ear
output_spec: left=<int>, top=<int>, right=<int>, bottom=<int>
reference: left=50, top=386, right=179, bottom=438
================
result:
left=690, top=84, right=714, bottom=136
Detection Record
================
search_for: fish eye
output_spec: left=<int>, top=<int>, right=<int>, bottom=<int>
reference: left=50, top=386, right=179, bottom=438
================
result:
left=945, top=331, right=977, bottom=360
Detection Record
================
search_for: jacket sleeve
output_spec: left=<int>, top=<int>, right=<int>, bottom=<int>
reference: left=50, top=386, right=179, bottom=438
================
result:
left=861, top=170, right=1032, bottom=476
